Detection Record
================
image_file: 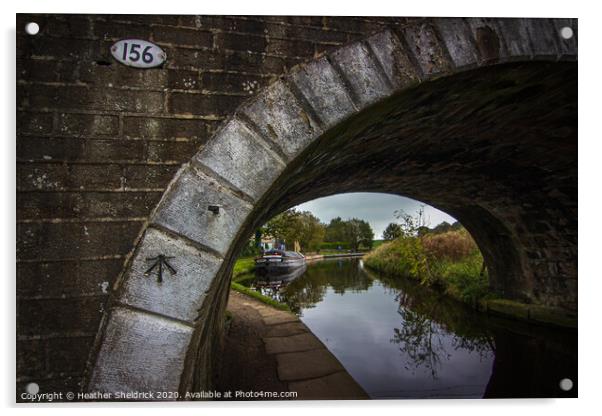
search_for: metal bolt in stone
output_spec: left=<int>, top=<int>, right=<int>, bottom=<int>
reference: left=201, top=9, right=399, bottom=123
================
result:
left=208, top=205, right=221, bottom=214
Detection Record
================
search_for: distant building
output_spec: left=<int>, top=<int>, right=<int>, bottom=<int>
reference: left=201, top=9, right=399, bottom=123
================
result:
left=259, top=234, right=277, bottom=251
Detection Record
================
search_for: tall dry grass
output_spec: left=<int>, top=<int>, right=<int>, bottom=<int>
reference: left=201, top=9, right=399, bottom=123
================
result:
left=421, top=229, right=479, bottom=262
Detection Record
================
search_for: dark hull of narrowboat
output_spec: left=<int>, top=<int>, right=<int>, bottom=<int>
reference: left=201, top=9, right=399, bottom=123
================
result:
left=254, top=258, right=306, bottom=276
left=256, top=263, right=307, bottom=284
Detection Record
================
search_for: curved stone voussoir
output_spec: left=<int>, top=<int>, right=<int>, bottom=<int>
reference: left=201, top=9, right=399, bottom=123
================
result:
left=366, top=30, right=421, bottom=89
left=88, top=307, right=193, bottom=395
left=151, top=166, right=253, bottom=257
left=465, top=18, right=508, bottom=64
left=399, top=21, right=454, bottom=78
left=239, top=80, right=323, bottom=161
left=523, top=19, right=561, bottom=60
left=117, top=227, right=222, bottom=323
left=329, top=41, right=394, bottom=107
left=433, top=18, right=480, bottom=69
left=194, top=117, right=287, bottom=202
left=492, top=18, right=534, bottom=60
left=288, top=56, right=357, bottom=130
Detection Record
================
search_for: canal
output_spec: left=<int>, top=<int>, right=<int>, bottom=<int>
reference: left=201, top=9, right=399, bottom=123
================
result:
left=239, top=257, right=577, bottom=399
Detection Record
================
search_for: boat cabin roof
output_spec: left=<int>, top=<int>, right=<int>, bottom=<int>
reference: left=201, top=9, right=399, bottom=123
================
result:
left=263, top=249, right=304, bottom=258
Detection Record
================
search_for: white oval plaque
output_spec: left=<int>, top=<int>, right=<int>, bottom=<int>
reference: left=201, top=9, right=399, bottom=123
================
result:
left=110, top=39, right=166, bottom=68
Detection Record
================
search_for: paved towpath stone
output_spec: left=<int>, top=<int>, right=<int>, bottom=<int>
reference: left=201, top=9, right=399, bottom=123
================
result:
left=226, top=290, right=368, bottom=400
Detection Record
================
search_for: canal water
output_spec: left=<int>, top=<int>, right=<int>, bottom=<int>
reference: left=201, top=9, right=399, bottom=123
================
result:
left=240, top=257, right=577, bottom=399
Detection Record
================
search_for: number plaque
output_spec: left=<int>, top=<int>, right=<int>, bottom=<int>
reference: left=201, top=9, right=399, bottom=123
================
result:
left=110, top=39, right=166, bottom=68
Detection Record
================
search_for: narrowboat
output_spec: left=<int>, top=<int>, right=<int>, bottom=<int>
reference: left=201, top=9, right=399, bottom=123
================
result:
left=254, top=249, right=306, bottom=276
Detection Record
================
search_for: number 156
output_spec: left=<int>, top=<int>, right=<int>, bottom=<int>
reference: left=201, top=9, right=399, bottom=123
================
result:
left=122, top=43, right=154, bottom=63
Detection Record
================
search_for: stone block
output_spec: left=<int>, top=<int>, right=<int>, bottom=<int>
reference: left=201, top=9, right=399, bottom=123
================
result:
left=494, top=18, right=533, bottom=58
left=330, top=42, right=392, bottom=107
left=264, top=333, right=323, bottom=354
left=262, top=313, right=299, bottom=326
left=366, top=30, right=421, bottom=88
left=465, top=18, right=505, bottom=63
left=289, top=371, right=368, bottom=400
left=152, top=167, right=252, bottom=257
left=524, top=19, right=560, bottom=59
left=123, top=164, right=180, bottom=189
left=88, top=307, right=193, bottom=395
left=529, top=305, right=577, bottom=328
left=276, top=349, right=344, bottom=381
left=118, top=227, right=222, bottom=323
left=486, top=299, right=530, bottom=320
left=240, top=80, right=323, bottom=160
left=289, top=56, right=356, bottom=129
left=194, top=118, right=286, bottom=201
left=400, top=22, right=453, bottom=77
left=433, top=18, right=479, bottom=68
left=265, top=322, right=308, bottom=337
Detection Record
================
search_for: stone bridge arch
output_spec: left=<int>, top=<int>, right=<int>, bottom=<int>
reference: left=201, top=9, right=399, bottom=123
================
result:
left=86, top=18, right=577, bottom=396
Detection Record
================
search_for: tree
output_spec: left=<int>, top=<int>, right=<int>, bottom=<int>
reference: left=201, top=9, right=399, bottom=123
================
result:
left=383, top=222, right=402, bottom=241
left=325, top=217, right=374, bottom=251
left=264, top=209, right=325, bottom=252
left=324, top=217, right=347, bottom=242
left=358, top=219, right=375, bottom=249
left=338, top=218, right=374, bottom=251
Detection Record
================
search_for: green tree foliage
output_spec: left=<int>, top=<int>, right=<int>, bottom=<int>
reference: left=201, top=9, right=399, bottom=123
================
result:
left=264, top=209, right=325, bottom=252
left=325, top=217, right=374, bottom=251
left=383, top=222, right=402, bottom=241
left=324, top=217, right=347, bottom=242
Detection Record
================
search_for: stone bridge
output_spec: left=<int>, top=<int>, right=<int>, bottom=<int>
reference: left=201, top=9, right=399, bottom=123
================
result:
left=16, top=15, right=577, bottom=398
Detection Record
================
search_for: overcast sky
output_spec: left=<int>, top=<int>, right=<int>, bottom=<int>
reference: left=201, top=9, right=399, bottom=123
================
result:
left=295, top=192, right=457, bottom=240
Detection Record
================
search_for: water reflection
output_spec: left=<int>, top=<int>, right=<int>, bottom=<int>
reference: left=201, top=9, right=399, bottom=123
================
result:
left=244, top=258, right=577, bottom=398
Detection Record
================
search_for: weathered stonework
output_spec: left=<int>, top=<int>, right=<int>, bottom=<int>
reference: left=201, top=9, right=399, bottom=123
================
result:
left=117, top=227, right=222, bottom=323
left=88, top=307, right=193, bottom=394
left=365, top=30, right=421, bottom=88
left=433, top=18, right=479, bottom=68
left=329, top=42, right=393, bottom=107
left=152, top=166, right=253, bottom=257
left=239, top=81, right=323, bottom=160
left=289, top=56, right=357, bottom=128
left=194, top=118, right=287, bottom=201
left=16, top=15, right=577, bottom=400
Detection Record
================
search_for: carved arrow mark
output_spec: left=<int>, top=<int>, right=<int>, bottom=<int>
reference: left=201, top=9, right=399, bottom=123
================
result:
left=144, top=255, right=177, bottom=283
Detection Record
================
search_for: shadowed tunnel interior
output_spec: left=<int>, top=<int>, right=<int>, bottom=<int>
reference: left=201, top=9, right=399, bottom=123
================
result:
left=234, top=61, right=577, bottom=311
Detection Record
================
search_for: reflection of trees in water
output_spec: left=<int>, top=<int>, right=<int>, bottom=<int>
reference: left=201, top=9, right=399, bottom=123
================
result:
left=392, top=305, right=449, bottom=378
left=259, top=259, right=374, bottom=314
left=249, top=259, right=576, bottom=397
left=381, top=271, right=495, bottom=378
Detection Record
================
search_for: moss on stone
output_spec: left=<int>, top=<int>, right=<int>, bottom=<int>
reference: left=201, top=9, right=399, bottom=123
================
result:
left=528, top=304, right=577, bottom=328
left=485, top=299, right=530, bottom=320
left=483, top=299, right=577, bottom=328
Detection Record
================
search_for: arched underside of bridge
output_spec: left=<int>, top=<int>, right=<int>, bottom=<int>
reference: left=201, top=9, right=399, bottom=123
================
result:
left=85, top=18, right=577, bottom=397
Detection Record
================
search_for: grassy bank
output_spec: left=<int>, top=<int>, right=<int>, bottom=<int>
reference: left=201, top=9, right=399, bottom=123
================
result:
left=230, top=257, right=291, bottom=311
left=233, top=257, right=255, bottom=280
left=364, top=229, right=490, bottom=306
left=230, top=282, right=291, bottom=311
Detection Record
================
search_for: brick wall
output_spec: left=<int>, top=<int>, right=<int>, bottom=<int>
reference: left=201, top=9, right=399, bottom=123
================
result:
left=16, top=13, right=417, bottom=396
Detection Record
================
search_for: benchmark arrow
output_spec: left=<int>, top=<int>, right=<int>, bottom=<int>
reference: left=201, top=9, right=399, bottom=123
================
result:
left=144, top=255, right=177, bottom=283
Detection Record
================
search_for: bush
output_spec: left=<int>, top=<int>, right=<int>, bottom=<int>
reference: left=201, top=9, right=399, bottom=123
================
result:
left=364, top=230, right=490, bottom=306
